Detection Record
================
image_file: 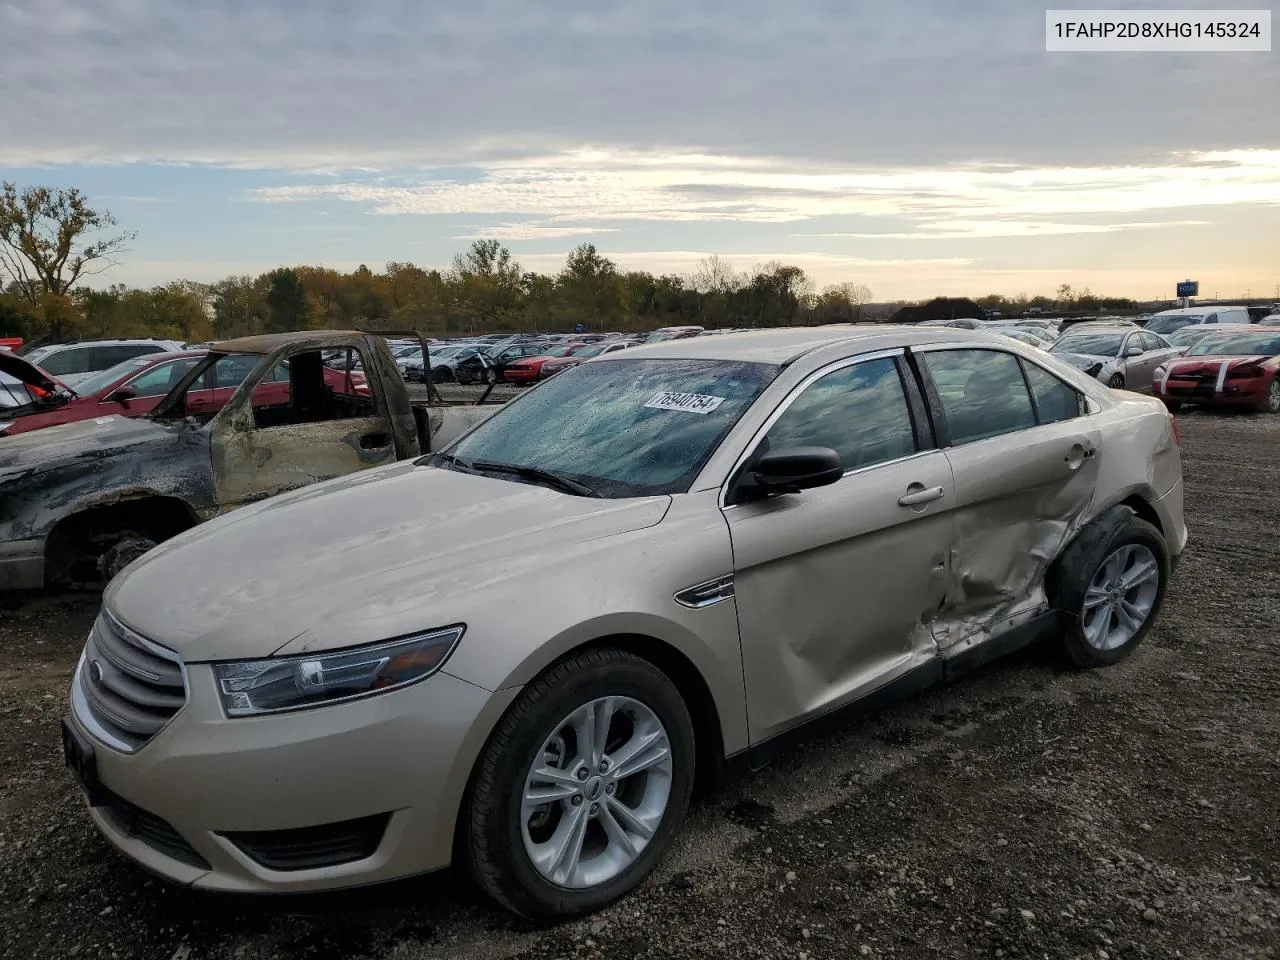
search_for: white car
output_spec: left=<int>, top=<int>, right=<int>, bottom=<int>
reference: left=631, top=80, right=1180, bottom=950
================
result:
left=1144, top=306, right=1252, bottom=337
left=21, top=339, right=185, bottom=388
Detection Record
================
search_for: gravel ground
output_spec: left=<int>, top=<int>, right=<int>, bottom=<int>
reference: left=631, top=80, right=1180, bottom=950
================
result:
left=1, top=409, right=1277, bottom=960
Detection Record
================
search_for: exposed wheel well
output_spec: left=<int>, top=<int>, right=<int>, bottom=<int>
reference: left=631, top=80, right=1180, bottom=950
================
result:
left=576, top=634, right=727, bottom=797
left=1119, top=495, right=1163, bottom=537
left=45, top=496, right=197, bottom=584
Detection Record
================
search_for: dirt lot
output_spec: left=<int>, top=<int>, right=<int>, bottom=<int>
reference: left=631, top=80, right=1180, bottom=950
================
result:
left=1, top=410, right=1277, bottom=960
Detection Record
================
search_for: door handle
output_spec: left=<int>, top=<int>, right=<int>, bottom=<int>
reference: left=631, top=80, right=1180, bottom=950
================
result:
left=898, top=484, right=945, bottom=507
left=1065, top=443, right=1096, bottom=467
left=359, top=432, right=390, bottom=449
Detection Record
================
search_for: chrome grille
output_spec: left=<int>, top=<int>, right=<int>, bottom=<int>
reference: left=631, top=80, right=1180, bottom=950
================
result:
left=75, top=612, right=186, bottom=753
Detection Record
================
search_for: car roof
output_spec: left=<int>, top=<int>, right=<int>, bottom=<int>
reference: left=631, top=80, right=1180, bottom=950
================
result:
left=600, top=325, right=992, bottom=365
left=209, top=330, right=365, bottom=354
left=1057, top=325, right=1136, bottom=335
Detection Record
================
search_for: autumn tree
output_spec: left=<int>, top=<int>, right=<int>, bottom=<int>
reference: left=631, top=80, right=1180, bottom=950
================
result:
left=0, top=183, right=135, bottom=339
left=451, top=239, right=522, bottom=331
left=265, top=268, right=308, bottom=333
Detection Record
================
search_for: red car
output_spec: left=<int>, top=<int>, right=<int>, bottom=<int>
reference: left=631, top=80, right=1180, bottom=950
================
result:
left=0, top=350, right=366, bottom=437
left=1152, top=328, right=1280, bottom=414
left=503, top=344, right=596, bottom=384
left=538, top=339, right=634, bottom=378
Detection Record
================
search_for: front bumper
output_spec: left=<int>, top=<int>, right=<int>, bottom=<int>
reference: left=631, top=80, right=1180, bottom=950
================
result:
left=0, top=538, right=44, bottom=590
left=69, top=658, right=517, bottom=893
left=1158, top=378, right=1268, bottom=406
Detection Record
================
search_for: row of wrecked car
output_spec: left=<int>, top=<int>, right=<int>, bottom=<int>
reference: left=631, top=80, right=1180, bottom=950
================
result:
left=0, top=332, right=497, bottom=589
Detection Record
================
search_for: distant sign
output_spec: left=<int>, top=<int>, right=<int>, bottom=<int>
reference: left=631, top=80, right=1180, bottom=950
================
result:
left=1176, top=280, right=1199, bottom=298
left=574, top=322, right=585, bottom=334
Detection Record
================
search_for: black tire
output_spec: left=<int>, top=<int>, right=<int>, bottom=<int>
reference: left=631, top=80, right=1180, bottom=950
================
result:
left=465, top=648, right=695, bottom=921
left=1107, top=373, right=1125, bottom=389
left=431, top=366, right=454, bottom=384
left=484, top=367, right=498, bottom=385
left=99, top=537, right=158, bottom=582
left=1051, top=506, right=1170, bottom=668
left=1257, top=379, right=1280, bottom=414
left=1163, top=400, right=1182, bottom=413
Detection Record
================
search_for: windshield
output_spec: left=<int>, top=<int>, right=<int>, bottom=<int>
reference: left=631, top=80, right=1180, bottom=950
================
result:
left=444, top=358, right=777, bottom=497
left=1187, top=333, right=1280, bottom=357
left=1166, top=326, right=1218, bottom=347
left=74, top=356, right=158, bottom=396
left=1146, top=314, right=1202, bottom=334
left=1051, top=333, right=1123, bottom=356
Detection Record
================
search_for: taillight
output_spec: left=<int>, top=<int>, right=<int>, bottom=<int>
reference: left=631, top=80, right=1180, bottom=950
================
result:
left=1228, top=364, right=1264, bottom=378
left=1169, top=411, right=1181, bottom=447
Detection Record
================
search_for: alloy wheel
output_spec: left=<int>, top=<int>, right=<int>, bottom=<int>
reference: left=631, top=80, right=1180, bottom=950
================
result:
left=521, top=696, right=672, bottom=889
left=1081, top=544, right=1160, bottom=651
left=1266, top=380, right=1280, bottom=413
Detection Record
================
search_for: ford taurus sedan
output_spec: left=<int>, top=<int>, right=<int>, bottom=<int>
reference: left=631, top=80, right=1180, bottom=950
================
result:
left=63, top=327, right=1186, bottom=920
left=1048, top=325, right=1182, bottom=391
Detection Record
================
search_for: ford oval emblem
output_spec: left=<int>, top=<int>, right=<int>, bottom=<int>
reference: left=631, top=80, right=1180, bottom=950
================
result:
left=89, top=660, right=104, bottom=684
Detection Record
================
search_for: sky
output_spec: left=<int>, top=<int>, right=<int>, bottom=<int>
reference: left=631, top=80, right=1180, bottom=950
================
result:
left=1, top=0, right=1277, bottom=302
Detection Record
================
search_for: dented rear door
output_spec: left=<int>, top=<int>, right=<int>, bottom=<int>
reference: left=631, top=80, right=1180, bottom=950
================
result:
left=914, top=346, right=1102, bottom=649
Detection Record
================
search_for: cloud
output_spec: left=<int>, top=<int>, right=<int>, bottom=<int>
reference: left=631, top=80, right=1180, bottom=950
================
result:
left=244, top=148, right=1280, bottom=230
left=0, top=0, right=1276, bottom=170
left=795, top=219, right=1212, bottom=240
left=451, top=223, right=621, bottom=241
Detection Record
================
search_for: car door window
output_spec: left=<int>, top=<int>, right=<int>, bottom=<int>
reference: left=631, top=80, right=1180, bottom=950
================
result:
left=922, top=349, right=1037, bottom=445
left=245, top=347, right=376, bottom=429
left=125, top=358, right=201, bottom=397
left=762, top=356, right=917, bottom=472
left=1139, top=332, right=1162, bottom=352
left=93, top=345, right=154, bottom=369
left=38, top=347, right=94, bottom=376
left=1020, top=360, right=1082, bottom=424
left=213, top=354, right=262, bottom=389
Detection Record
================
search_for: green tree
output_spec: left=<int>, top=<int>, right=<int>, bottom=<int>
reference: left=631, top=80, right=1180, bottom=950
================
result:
left=557, top=243, right=627, bottom=331
left=0, top=183, right=135, bottom=339
left=264, top=268, right=308, bottom=333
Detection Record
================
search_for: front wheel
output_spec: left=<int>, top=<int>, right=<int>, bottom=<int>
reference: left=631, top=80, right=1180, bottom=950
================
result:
left=1258, top=379, right=1280, bottom=414
left=1107, top=373, right=1125, bottom=389
left=465, top=649, right=695, bottom=920
left=484, top=367, right=498, bottom=385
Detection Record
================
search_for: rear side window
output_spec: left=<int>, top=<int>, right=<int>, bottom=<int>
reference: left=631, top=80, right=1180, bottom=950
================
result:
left=93, top=344, right=160, bottom=369
left=922, top=349, right=1037, bottom=445
left=38, top=346, right=95, bottom=376
left=1020, top=360, right=1082, bottom=424
left=764, top=357, right=917, bottom=471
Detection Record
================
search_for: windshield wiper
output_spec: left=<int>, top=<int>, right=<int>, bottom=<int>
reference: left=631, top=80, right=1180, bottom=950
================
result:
left=469, top=460, right=601, bottom=498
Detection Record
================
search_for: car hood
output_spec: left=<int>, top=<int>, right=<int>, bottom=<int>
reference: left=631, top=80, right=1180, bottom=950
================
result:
left=0, top=414, right=182, bottom=479
left=1166, top=354, right=1275, bottom=373
left=106, top=463, right=672, bottom=661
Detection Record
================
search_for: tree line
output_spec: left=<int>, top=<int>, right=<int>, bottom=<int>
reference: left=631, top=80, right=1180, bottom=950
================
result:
left=1, top=182, right=1138, bottom=349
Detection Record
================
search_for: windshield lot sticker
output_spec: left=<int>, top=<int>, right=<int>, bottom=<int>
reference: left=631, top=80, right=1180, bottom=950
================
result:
left=644, top=391, right=726, bottom=414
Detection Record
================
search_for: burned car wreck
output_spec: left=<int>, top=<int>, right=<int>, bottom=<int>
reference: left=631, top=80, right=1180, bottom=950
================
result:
left=0, top=330, right=496, bottom=589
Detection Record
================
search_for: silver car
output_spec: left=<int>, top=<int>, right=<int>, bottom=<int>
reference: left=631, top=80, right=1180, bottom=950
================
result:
left=64, top=327, right=1186, bottom=920
left=1048, top=325, right=1183, bottom=391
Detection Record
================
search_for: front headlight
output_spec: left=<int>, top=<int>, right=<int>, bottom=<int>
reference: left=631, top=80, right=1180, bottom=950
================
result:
left=1086, top=361, right=1103, bottom=377
left=213, top=625, right=464, bottom=717
left=1153, top=366, right=1166, bottom=380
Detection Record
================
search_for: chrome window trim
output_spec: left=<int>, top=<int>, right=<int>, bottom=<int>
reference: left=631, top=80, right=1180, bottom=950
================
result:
left=719, top=347, right=921, bottom=510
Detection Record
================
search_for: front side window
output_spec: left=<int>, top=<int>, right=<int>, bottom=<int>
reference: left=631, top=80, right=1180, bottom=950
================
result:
left=922, top=349, right=1037, bottom=445
left=93, top=344, right=160, bottom=369
left=125, top=358, right=201, bottom=397
left=447, top=358, right=777, bottom=497
left=247, top=347, right=376, bottom=429
left=763, top=357, right=917, bottom=472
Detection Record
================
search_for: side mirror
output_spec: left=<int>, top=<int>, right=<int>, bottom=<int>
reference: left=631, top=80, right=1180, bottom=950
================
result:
left=733, top=446, right=843, bottom=503
left=1124, top=345, right=1144, bottom=357
left=107, top=386, right=137, bottom=405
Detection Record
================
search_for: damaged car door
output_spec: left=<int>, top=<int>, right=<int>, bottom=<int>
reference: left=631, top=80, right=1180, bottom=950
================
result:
left=209, top=343, right=396, bottom=509
left=913, top=347, right=1101, bottom=650
left=724, top=350, right=957, bottom=743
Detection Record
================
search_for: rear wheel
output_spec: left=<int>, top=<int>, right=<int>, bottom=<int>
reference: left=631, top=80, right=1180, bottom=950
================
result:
left=465, top=649, right=694, bottom=920
left=431, top=366, right=454, bottom=383
left=1162, top=400, right=1182, bottom=413
left=1258, top=379, right=1280, bottom=414
left=1052, top=507, right=1170, bottom=668
left=484, top=367, right=498, bottom=385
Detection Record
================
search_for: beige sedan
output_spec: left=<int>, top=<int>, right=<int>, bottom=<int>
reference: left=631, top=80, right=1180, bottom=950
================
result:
left=63, top=326, right=1186, bottom=920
